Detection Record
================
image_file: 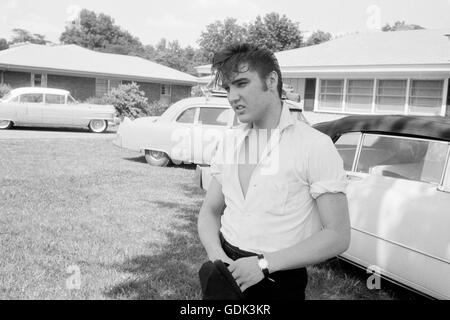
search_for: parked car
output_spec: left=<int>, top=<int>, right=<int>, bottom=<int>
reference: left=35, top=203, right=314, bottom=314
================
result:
left=196, top=114, right=450, bottom=299
left=112, top=92, right=309, bottom=166
left=0, top=87, right=117, bottom=133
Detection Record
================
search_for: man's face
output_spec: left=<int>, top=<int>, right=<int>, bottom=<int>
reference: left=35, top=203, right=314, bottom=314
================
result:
left=221, top=64, right=272, bottom=124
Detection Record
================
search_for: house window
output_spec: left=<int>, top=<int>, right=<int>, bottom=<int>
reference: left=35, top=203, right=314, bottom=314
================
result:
left=161, top=84, right=171, bottom=97
left=408, top=80, right=444, bottom=115
left=345, top=79, right=374, bottom=113
left=318, top=79, right=344, bottom=110
left=375, top=80, right=407, bottom=113
left=31, top=73, right=47, bottom=87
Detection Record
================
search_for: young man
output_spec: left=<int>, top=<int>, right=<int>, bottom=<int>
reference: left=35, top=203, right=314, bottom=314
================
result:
left=197, top=43, right=350, bottom=300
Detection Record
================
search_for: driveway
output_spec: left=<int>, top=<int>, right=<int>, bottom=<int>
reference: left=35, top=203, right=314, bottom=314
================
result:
left=0, top=125, right=118, bottom=140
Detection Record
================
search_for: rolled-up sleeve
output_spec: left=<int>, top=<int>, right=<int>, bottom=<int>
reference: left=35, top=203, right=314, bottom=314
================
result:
left=307, top=135, right=347, bottom=199
left=209, top=138, right=224, bottom=185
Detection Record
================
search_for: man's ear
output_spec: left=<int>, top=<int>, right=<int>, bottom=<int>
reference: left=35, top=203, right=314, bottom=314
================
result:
left=265, top=71, right=279, bottom=92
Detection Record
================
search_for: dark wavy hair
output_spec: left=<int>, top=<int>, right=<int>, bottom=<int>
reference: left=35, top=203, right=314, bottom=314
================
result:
left=211, top=43, right=283, bottom=98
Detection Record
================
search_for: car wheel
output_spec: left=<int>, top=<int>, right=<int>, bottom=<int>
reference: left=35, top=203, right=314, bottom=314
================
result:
left=144, top=150, right=171, bottom=167
left=88, top=120, right=108, bottom=133
left=0, top=120, right=13, bottom=130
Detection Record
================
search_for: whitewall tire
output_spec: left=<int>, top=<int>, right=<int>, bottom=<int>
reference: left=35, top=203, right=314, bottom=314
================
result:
left=88, top=120, right=108, bottom=133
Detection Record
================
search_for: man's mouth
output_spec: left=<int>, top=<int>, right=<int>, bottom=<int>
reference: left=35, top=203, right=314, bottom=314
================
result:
left=235, top=105, right=245, bottom=111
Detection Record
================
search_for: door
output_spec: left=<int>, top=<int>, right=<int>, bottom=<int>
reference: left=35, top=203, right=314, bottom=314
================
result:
left=193, top=107, right=234, bottom=164
left=42, top=94, right=73, bottom=126
left=337, top=133, right=450, bottom=298
left=17, top=93, right=43, bottom=124
left=164, top=106, right=198, bottom=163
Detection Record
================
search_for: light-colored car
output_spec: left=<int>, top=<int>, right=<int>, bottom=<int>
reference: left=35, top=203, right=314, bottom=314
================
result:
left=196, top=115, right=450, bottom=299
left=113, top=92, right=309, bottom=166
left=0, top=87, right=117, bottom=133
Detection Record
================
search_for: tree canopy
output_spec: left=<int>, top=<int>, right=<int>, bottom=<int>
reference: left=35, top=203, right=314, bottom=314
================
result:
left=10, top=28, right=49, bottom=45
left=60, top=9, right=145, bottom=56
left=382, top=21, right=425, bottom=32
left=198, top=13, right=304, bottom=59
left=0, top=38, right=9, bottom=51
left=305, top=30, right=333, bottom=46
left=197, top=18, right=248, bottom=61
left=246, top=13, right=303, bottom=52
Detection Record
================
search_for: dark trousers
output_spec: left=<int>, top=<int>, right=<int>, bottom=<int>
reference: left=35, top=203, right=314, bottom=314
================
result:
left=220, top=233, right=308, bottom=300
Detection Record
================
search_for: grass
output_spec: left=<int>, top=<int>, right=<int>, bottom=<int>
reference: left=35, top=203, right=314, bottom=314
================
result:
left=0, top=134, right=423, bottom=300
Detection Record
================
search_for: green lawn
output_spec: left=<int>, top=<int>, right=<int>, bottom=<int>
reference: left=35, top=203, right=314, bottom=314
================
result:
left=0, top=135, right=422, bottom=300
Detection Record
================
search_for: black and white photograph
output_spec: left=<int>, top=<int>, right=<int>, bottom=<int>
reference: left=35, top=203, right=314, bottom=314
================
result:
left=1, top=0, right=449, bottom=304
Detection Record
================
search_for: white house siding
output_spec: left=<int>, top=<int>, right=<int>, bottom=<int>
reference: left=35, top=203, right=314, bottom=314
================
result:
left=284, top=78, right=305, bottom=103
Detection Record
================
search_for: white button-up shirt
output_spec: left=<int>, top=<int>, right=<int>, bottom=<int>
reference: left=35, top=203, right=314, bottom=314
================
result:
left=210, top=103, right=347, bottom=253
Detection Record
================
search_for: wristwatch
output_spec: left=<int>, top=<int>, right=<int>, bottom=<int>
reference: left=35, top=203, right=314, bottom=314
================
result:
left=257, top=254, right=270, bottom=278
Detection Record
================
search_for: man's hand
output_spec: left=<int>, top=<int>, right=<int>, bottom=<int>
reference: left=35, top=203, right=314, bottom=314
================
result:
left=209, top=253, right=233, bottom=265
left=228, top=256, right=264, bottom=292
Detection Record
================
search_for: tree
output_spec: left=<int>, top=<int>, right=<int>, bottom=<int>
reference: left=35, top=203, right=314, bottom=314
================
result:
left=305, top=30, right=332, bottom=46
left=10, top=28, right=48, bottom=45
left=0, top=38, right=9, bottom=50
left=144, top=39, right=209, bottom=75
left=247, top=13, right=303, bottom=52
left=60, top=9, right=144, bottom=56
left=198, top=18, right=248, bottom=61
left=382, top=21, right=425, bottom=32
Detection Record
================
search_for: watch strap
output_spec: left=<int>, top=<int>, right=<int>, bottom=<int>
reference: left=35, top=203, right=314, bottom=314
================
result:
left=257, top=254, right=270, bottom=278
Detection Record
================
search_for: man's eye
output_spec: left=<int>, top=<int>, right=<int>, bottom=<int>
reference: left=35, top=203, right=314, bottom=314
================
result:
left=237, top=82, right=247, bottom=87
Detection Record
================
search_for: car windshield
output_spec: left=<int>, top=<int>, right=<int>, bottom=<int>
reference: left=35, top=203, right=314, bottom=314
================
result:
left=67, top=95, right=78, bottom=104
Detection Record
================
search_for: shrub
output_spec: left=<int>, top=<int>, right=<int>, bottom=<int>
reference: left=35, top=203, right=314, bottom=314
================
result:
left=0, top=83, right=12, bottom=98
left=105, top=82, right=149, bottom=119
left=145, top=100, right=169, bottom=116
left=84, top=95, right=111, bottom=105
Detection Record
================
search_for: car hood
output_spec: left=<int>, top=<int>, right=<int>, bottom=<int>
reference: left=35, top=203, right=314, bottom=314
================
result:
left=132, top=116, right=161, bottom=125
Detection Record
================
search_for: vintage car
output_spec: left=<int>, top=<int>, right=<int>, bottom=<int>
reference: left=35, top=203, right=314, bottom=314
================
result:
left=0, top=87, right=117, bottom=133
left=112, top=92, right=308, bottom=166
left=196, top=115, right=450, bottom=299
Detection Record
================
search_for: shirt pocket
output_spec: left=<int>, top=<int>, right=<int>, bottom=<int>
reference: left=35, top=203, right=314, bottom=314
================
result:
left=263, top=181, right=303, bottom=215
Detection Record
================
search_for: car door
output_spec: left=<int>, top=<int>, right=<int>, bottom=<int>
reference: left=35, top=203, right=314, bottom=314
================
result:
left=42, top=93, right=73, bottom=126
left=16, top=93, right=43, bottom=124
left=164, top=106, right=199, bottom=163
left=193, top=107, right=234, bottom=165
left=337, top=133, right=450, bottom=299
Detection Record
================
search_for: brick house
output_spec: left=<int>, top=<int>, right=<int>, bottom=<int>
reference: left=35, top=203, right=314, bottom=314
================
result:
left=0, top=44, right=198, bottom=104
left=196, top=29, right=450, bottom=117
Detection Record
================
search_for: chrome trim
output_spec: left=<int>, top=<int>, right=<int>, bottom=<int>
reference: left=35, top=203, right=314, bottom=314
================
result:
left=438, top=143, right=450, bottom=191
left=351, top=133, right=364, bottom=172
left=351, top=227, right=450, bottom=265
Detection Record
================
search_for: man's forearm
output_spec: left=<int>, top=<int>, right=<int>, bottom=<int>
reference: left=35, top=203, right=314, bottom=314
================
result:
left=265, top=228, right=350, bottom=273
left=198, top=208, right=226, bottom=261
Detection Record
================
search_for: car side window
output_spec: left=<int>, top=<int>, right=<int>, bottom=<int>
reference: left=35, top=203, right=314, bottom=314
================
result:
left=334, top=132, right=361, bottom=171
left=356, top=134, right=449, bottom=184
left=10, top=96, right=19, bottom=103
left=19, top=94, right=43, bottom=103
left=198, top=108, right=231, bottom=126
left=176, top=107, right=197, bottom=124
left=45, top=94, right=65, bottom=104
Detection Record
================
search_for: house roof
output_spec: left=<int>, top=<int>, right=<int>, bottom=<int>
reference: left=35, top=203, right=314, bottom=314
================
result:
left=276, top=28, right=450, bottom=74
left=195, top=29, right=450, bottom=76
left=0, top=44, right=198, bottom=86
